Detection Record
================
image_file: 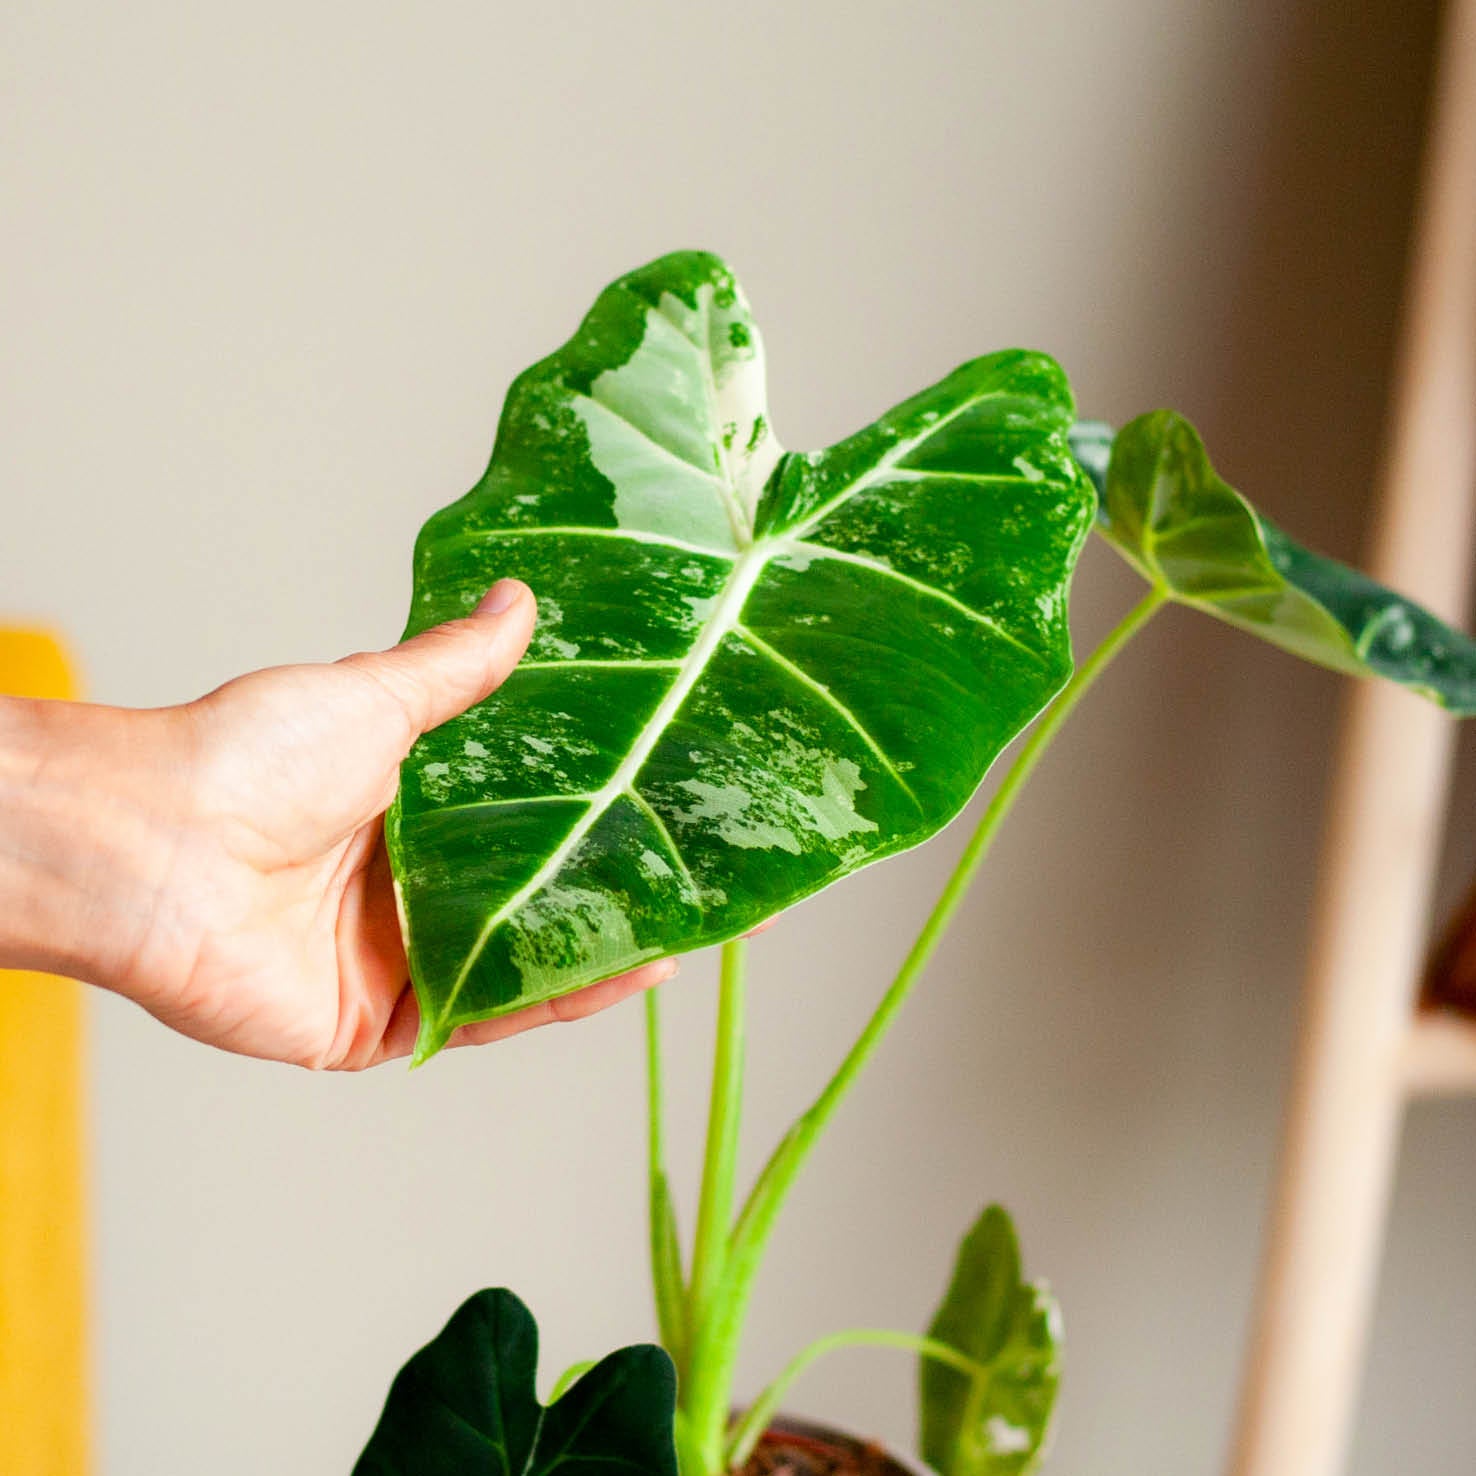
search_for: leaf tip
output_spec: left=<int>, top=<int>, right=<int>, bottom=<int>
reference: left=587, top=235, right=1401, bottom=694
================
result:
left=409, top=1019, right=449, bottom=1070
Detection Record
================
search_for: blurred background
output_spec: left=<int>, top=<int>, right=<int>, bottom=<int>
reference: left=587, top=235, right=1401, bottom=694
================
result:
left=4, top=1, right=1474, bottom=1471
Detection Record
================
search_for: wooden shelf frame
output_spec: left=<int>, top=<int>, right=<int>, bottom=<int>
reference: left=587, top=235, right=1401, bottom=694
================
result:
left=1403, top=1009, right=1476, bottom=1096
left=1226, top=2, right=1476, bottom=1473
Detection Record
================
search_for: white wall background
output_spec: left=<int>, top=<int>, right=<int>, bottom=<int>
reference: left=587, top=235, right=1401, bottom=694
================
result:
left=4, top=1, right=1474, bottom=1472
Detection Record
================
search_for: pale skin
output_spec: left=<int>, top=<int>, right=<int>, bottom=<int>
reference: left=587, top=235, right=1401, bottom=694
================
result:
left=0, top=579, right=677, bottom=1069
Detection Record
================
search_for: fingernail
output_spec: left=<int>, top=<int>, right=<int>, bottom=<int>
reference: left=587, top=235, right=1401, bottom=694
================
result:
left=477, top=579, right=526, bottom=616
left=651, top=959, right=679, bottom=986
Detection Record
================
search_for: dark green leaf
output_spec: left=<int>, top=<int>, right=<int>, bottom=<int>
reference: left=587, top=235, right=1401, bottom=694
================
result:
left=920, top=1206, right=1061, bottom=1476
left=1076, top=411, right=1476, bottom=712
left=390, top=250, right=1095, bottom=1060
left=354, top=1288, right=677, bottom=1476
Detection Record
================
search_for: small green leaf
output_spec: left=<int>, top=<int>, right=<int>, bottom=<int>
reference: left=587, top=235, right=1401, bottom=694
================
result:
left=1076, top=411, right=1476, bottom=712
left=354, top=1289, right=678, bottom=1476
left=391, top=250, right=1096, bottom=1059
left=920, top=1206, right=1061, bottom=1476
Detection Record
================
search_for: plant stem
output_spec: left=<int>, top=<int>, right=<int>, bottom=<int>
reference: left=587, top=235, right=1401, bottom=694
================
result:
left=673, top=1410, right=703, bottom=1476
left=690, top=941, right=748, bottom=1313
left=726, top=1329, right=993, bottom=1471
left=646, top=989, right=689, bottom=1379
left=681, top=940, right=748, bottom=1467
left=646, top=985, right=665, bottom=1166
left=687, top=588, right=1167, bottom=1462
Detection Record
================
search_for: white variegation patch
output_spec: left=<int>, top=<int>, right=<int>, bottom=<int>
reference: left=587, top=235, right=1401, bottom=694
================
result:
left=504, top=881, right=655, bottom=994
left=573, top=283, right=782, bottom=553
left=983, top=1417, right=1032, bottom=1456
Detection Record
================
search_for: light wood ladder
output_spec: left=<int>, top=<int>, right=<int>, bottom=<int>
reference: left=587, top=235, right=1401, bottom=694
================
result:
left=1228, top=0, right=1476, bottom=1472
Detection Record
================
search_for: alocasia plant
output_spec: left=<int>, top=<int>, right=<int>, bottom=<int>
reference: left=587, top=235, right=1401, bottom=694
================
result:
left=358, top=251, right=1476, bottom=1476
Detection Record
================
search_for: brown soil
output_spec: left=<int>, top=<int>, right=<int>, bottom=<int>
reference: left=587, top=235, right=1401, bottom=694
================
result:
left=740, top=1428, right=900, bottom=1476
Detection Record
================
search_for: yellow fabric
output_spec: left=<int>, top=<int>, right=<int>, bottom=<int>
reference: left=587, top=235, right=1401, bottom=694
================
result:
left=0, top=631, right=88, bottom=1475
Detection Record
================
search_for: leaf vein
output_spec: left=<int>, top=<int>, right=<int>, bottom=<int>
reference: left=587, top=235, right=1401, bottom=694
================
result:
left=407, top=794, right=595, bottom=820
left=778, top=540, right=1048, bottom=667
left=785, top=386, right=1014, bottom=541
left=516, top=659, right=685, bottom=672
left=733, top=623, right=920, bottom=807
left=430, top=548, right=771, bottom=1034
left=442, top=524, right=736, bottom=560
left=623, top=787, right=704, bottom=907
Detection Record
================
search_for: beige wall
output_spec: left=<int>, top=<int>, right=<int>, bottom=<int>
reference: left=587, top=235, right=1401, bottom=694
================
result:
left=4, top=1, right=1474, bottom=1471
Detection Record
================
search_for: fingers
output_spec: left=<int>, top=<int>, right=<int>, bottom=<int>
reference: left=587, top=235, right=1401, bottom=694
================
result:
left=444, top=958, right=678, bottom=1051
left=362, top=957, right=679, bottom=1066
left=341, top=579, right=536, bottom=739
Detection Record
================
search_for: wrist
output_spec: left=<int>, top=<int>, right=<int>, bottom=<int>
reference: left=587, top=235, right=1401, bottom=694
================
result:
left=0, top=696, right=190, bottom=992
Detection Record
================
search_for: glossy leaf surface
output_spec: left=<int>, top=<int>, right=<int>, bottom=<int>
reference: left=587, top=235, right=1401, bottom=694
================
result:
left=1075, top=411, right=1476, bottom=712
left=920, top=1206, right=1061, bottom=1476
left=353, top=1289, right=677, bottom=1476
left=391, top=251, right=1095, bottom=1059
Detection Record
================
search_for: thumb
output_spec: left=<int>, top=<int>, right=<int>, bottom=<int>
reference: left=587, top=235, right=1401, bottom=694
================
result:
left=343, top=579, right=536, bottom=738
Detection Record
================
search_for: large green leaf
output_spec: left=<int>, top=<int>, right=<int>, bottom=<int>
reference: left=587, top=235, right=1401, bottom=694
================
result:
left=1072, top=411, right=1476, bottom=712
left=353, top=1288, right=677, bottom=1476
left=920, top=1206, right=1061, bottom=1476
left=390, top=251, right=1095, bottom=1060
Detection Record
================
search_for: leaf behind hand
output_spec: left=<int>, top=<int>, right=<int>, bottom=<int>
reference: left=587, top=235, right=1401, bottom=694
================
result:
left=1080, top=410, right=1476, bottom=713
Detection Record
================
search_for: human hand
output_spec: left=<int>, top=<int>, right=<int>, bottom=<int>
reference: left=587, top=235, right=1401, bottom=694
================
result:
left=0, top=581, right=675, bottom=1068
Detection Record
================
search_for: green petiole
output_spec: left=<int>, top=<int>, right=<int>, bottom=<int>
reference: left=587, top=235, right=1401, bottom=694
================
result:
left=688, top=940, right=748, bottom=1324
left=678, top=939, right=750, bottom=1471
left=672, top=587, right=1166, bottom=1471
left=645, top=989, right=689, bottom=1381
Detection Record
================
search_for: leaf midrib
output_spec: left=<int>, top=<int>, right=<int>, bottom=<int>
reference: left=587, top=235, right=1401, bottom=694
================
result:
left=431, top=540, right=773, bottom=1033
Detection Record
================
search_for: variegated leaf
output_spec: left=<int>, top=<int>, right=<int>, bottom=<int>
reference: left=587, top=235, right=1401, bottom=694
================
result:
left=390, top=252, right=1094, bottom=1060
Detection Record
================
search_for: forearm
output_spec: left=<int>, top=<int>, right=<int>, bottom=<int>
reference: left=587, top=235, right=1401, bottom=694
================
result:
left=0, top=695, right=185, bottom=990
